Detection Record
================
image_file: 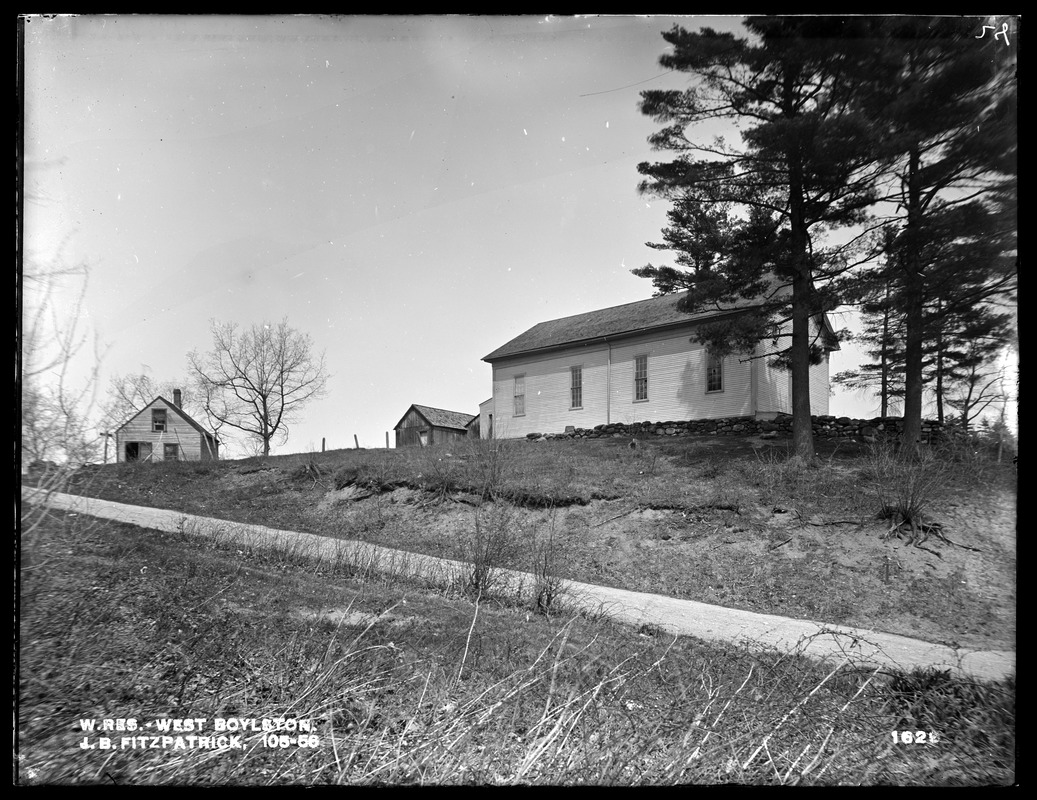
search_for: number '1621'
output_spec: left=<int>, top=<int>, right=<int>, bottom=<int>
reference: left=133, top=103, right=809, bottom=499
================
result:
left=892, top=731, right=941, bottom=744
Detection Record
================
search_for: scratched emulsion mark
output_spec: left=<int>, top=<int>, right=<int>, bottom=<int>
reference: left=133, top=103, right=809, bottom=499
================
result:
left=16, top=754, right=39, bottom=785
left=975, top=17, right=1012, bottom=47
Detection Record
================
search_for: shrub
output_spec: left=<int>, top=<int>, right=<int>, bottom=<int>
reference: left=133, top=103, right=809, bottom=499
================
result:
left=461, top=437, right=514, bottom=500
left=454, top=502, right=522, bottom=598
left=528, top=511, right=569, bottom=613
left=333, top=465, right=361, bottom=490
left=864, top=442, right=944, bottom=529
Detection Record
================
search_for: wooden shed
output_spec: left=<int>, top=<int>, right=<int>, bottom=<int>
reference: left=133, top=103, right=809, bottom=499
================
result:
left=394, top=404, right=476, bottom=448
left=114, top=390, right=219, bottom=462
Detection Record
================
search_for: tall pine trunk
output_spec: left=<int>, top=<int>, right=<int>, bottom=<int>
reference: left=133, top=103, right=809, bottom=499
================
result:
left=934, top=300, right=945, bottom=424
left=880, top=283, right=891, bottom=417
left=901, top=146, right=925, bottom=453
left=785, top=70, right=814, bottom=462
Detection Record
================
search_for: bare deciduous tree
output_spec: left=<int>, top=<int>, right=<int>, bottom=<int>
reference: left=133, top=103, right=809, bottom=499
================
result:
left=20, top=240, right=103, bottom=542
left=21, top=242, right=101, bottom=470
left=188, top=318, right=329, bottom=457
left=944, top=346, right=1010, bottom=434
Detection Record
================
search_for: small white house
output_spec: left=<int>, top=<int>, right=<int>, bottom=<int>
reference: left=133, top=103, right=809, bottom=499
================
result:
left=481, top=293, right=837, bottom=439
left=114, top=389, right=219, bottom=462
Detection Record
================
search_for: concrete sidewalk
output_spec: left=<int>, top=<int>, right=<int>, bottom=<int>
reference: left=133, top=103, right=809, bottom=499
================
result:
left=22, top=488, right=1015, bottom=682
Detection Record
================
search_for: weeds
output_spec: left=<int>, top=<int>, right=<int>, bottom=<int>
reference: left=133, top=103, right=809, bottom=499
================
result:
left=863, top=442, right=953, bottom=548
left=454, top=502, right=522, bottom=598
left=884, top=668, right=1014, bottom=744
left=18, top=512, right=1015, bottom=785
left=528, top=511, right=569, bottom=614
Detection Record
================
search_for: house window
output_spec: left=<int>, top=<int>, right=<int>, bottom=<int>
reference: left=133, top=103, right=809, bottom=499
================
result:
left=514, top=374, right=525, bottom=416
left=634, top=355, right=648, bottom=401
left=570, top=366, right=582, bottom=409
left=163, top=443, right=179, bottom=461
left=707, top=352, right=724, bottom=392
left=152, top=408, right=167, bottom=432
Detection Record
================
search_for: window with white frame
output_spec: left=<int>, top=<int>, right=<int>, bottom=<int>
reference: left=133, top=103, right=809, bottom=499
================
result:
left=152, top=408, right=167, bottom=432
left=707, top=351, right=723, bottom=392
left=634, top=355, right=648, bottom=401
left=570, top=366, right=582, bottom=409
left=513, top=374, right=525, bottom=416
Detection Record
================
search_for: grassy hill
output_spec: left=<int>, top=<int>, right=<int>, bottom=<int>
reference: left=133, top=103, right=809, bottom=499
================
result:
left=18, top=435, right=1016, bottom=785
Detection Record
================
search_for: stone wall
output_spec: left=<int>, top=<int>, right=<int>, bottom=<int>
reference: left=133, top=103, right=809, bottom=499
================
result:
left=525, top=414, right=955, bottom=444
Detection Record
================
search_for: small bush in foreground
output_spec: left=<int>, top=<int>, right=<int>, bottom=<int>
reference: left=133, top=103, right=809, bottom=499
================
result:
left=18, top=513, right=1015, bottom=786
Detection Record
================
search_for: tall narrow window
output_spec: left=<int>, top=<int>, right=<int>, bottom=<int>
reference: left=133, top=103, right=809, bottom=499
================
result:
left=514, top=374, right=525, bottom=416
left=634, top=355, right=648, bottom=401
left=152, top=408, right=167, bottom=432
left=707, top=352, right=724, bottom=392
left=570, top=366, right=583, bottom=409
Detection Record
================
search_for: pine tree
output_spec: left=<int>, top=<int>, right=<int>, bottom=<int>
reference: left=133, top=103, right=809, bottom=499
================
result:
left=635, top=18, right=883, bottom=459
left=859, top=17, right=1017, bottom=449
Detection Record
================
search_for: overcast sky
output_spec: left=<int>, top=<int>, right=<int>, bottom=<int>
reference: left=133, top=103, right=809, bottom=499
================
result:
left=24, top=14, right=933, bottom=456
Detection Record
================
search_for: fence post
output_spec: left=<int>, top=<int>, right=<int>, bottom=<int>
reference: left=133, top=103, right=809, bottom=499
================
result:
left=385, top=431, right=389, bottom=449
left=354, top=434, right=360, bottom=450
left=322, top=437, right=326, bottom=453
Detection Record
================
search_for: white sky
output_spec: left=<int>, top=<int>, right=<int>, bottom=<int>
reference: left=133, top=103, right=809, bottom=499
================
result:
left=23, top=14, right=990, bottom=456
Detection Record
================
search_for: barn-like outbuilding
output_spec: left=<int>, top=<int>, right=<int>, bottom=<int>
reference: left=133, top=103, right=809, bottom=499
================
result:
left=393, top=404, right=476, bottom=448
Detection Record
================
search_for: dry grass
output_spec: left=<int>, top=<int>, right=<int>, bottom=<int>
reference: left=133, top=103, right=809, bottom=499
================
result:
left=55, top=435, right=1017, bottom=652
left=17, top=510, right=1015, bottom=785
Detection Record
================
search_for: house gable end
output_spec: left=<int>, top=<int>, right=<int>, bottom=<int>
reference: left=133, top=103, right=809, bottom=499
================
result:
left=393, top=405, right=431, bottom=432
left=114, top=395, right=215, bottom=440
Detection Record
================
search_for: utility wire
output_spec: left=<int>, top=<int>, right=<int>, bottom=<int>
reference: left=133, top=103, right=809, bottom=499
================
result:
left=579, top=69, right=678, bottom=97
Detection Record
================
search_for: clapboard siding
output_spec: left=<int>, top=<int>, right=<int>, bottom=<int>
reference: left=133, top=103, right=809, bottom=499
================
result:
left=492, top=346, right=609, bottom=439
left=752, top=327, right=792, bottom=416
left=485, top=292, right=835, bottom=439
left=115, top=398, right=218, bottom=462
left=608, top=332, right=752, bottom=422
left=754, top=354, right=791, bottom=415
left=478, top=398, right=494, bottom=440
left=749, top=318, right=830, bottom=417
left=491, top=329, right=756, bottom=438
left=810, top=353, right=830, bottom=416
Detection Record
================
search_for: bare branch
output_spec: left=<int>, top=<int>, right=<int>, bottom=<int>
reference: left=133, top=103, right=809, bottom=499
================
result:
left=189, top=318, right=329, bottom=457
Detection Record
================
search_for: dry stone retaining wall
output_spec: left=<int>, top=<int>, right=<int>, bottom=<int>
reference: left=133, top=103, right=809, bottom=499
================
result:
left=525, top=414, right=954, bottom=443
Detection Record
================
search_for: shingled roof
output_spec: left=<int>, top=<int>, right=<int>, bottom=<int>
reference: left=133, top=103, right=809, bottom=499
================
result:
left=482, top=293, right=760, bottom=362
left=395, top=404, right=477, bottom=432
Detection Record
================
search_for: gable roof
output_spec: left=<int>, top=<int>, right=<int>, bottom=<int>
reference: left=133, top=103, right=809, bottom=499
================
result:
left=114, top=395, right=217, bottom=442
left=483, top=293, right=760, bottom=362
left=394, top=404, right=477, bottom=432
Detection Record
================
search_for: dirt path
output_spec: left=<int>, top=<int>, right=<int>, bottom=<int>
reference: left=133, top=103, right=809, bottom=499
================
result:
left=23, top=489, right=1015, bottom=682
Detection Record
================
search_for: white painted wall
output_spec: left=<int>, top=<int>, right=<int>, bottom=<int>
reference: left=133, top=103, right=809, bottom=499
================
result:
left=488, top=317, right=832, bottom=437
left=490, top=327, right=754, bottom=438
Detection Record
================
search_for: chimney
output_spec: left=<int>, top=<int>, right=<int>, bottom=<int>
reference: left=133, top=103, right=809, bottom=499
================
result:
left=173, top=389, right=182, bottom=408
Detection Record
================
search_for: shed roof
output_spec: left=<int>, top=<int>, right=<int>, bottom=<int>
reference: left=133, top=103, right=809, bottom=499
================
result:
left=482, top=292, right=759, bottom=362
left=394, top=404, right=477, bottom=432
left=114, top=395, right=217, bottom=442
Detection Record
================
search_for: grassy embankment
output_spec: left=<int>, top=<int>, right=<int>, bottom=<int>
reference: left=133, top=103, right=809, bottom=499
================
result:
left=17, top=436, right=1016, bottom=784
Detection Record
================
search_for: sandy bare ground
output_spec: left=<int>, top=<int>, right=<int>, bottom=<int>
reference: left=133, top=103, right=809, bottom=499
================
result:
left=22, top=488, right=1014, bottom=682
